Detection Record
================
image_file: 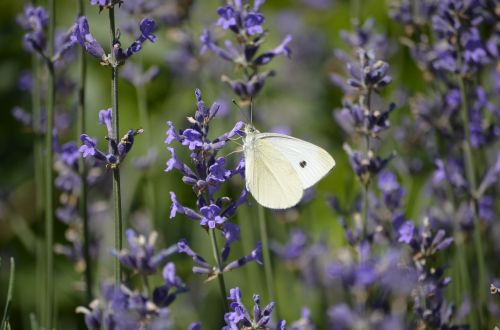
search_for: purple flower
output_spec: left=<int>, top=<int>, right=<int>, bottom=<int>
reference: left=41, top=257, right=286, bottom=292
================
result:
left=343, top=143, right=394, bottom=185
left=114, top=229, right=178, bottom=274
left=139, top=18, right=156, bottom=43
left=254, top=35, right=293, bottom=65
left=223, top=287, right=284, bottom=330
left=151, top=262, right=187, bottom=308
left=377, top=171, right=405, bottom=210
left=79, top=134, right=106, bottom=161
left=72, top=16, right=105, bottom=60
left=223, top=242, right=263, bottom=272
left=181, top=129, right=203, bottom=150
left=121, top=62, right=159, bottom=87
left=221, top=223, right=241, bottom=261
left=122, top=18, right=157, bottom=58
left=217, top=6, right=238, bottom=30
left=289, top=307, right=315, bottom=330
left=177, top=239, right=212, bottom=272
left=398, top=221, right=414, bottom=244
left=202, top=1, right=292, bottom=101
left=165, top=89, right=247, bottom=231
left=98, top=108, right=113, bottom=137
left=200, top=204, right=226, bottom=229
left=243, top=11, right=265, bottom=35
left=80, top=110, right=143, bottom=167
left=169, top=192, right=200, bottom=220
left=78, top=282, right=173, bottom=329
left=17, top=5, right=49, bottom=54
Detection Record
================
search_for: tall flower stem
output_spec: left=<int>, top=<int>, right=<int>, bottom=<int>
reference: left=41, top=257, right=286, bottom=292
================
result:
left=458, top=75, right=485, bottom=324
left=44, top=0, right=56, bottom=328
left=257, top=205, right=277, bottom=309
left=77, top=0, right=92, bottom=302
left=135, top=59, right=157, bottom=225
left=351, top=0, right=360, bottom=23
left=361, top=88, right=372, bottom=239
left=32, top=55, right=44, bottom=214
left=0, top=258, right=15, bottom=330
left=108, top=7, right=123, bottom=285
left=208, top=228, right=229, bottom=313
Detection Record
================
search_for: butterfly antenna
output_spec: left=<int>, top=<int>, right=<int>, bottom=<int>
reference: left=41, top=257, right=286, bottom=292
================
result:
left=250, top=97, right=254, bottom=126
left=232, top=99, right=250, bottom=123
left=224, top=147, right=244, bottom=158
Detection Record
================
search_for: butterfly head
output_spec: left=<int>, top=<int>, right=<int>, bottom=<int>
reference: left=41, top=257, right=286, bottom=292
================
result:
left=244, top=123, right=259, bottom=136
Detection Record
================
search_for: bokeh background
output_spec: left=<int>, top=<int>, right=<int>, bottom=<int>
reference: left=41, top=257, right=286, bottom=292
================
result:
left=1, top=0, right=499, bottom=329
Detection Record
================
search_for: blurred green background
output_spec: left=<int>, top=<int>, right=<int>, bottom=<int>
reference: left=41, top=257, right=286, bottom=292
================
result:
left=0, top=0, right=456, bottom=329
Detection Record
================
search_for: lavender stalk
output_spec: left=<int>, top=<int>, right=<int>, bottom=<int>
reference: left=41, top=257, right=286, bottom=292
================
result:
left=108, top=6, right=123, bottom=284
left=209, top=228, right=229, bottom=313
left=257, top=205, right=276, bottom=306
left=135, top=59, right=157, bottom=225
left=0, top=258, right=15, bottom=330
left=44, top=0, right=55, bottom=327
left=77, top=0, right=92, bottom=301
left=32, top=55, right=44, bottom=214
left=457, top=75, right=486, bottom=321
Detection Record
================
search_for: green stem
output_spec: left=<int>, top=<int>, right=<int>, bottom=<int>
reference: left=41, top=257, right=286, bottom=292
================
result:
left=77, top=0, right=92, bottom=302
left=109, top=7, right=123, bottom=285
left=351, top=0, right=360, bottom=23
left=44, top=0, right=56, bottom=327
left=29, top=314, right=38, bottom=330
left=445, top=184, right=472, bottom=324
left=142, top=274, right=150, bottom=296
left=32, top=54, right=44, bottom=214
left=361, top=184, right=368, bottom=239
left=209, top=228, right=229, bottom=313
left=257, top=205, right=277, bottom=308
left=1, top=258, right=15, bottom=330
left=135, top=60, right=157, bottom=225
left=458, top=75, right=486, bottom=324
left=361, top=88, right=372, bottom=240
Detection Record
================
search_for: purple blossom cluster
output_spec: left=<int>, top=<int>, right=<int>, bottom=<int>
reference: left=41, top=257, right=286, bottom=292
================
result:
left=201, top=0, right=292, bottom=103
left=52, top=137, right=104, bottom=267
left=166, top=89, right=265, bottom=277
left=79, top=109, right=143, bottom=168
left=77, top=228, right=191, bottom=328
left=324, top=14, right=475, bottom=329
left=223, top=287, right=285, bottom=329
left=72, top=16, right=156, bottom=65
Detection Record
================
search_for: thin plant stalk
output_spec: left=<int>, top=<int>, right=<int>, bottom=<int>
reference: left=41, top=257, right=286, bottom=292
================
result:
left=29, top=314, right=38, bottom=330
left=458, top=75, right=486, bottom=324
left=135, top=58, right=157, bottom=225
left=445, top=183, right=474, bottom=326
left=77, top=0, right=93, bottom=302
left=257, top=205, right=277, bottom=307
left=108, top=7, right=123, bottom=285
left=351, top=0, right=360, bottom=23
left=0, top=258, right=15, bottom=330
left=44, top=0, right=56, bottom=327
left=360, top=88, right=372, bottom=239
left=32, top=55, right=44, bottom=214
left=208, top=228, right=229, bottom=313
left=31, top=51, right=45, bottom=329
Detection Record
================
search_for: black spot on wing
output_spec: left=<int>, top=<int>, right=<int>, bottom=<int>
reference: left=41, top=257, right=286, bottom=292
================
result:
left=299, top=160, right=307, bottom=168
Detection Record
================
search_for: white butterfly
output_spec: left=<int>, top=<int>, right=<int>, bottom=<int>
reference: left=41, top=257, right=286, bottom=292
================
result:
left=243, top=124, right=335, bottom=209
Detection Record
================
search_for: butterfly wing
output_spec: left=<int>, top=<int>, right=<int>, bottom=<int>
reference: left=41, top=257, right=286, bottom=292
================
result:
left=255, top=133, right=335, bottom=189
left=245, top=137, right=304, bottom=209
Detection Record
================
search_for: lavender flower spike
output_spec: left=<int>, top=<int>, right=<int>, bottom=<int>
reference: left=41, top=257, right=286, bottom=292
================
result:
left=72, top=16, right=105, bottom=60
left=223, top=287, right=285, bottom=330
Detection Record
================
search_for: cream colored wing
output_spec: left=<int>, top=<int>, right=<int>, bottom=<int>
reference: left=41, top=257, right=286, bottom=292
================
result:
left=256, top=133, right=335, bottom=189
left=245, top=138, right=304, bottom=209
